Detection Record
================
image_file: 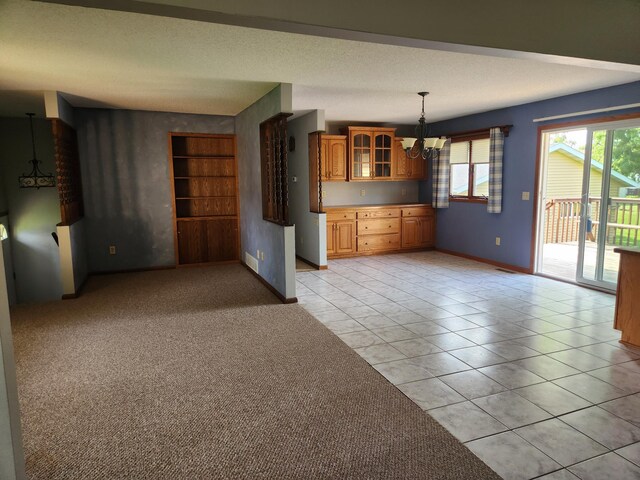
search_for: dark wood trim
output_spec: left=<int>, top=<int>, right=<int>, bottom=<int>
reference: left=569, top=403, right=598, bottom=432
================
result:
left=295, top=254, right=328, bottom=270
left=449, top=197, right=488, bottom=204
left=450, top=132, right=490, bottom=143
left=241, top=261, right=298, bottom=304
left=446, top=125, right=511, bottom=140
left=168, top=132, right=180, bottom=266
left=56, top=216, right=84, bottom=227
left=176, top=260, right=240, bottom=268
left=437, top=247, right=532, bottom=274
left=91, top=265, right=176, bottom=275
left=529, top=112, right=640, bottom=274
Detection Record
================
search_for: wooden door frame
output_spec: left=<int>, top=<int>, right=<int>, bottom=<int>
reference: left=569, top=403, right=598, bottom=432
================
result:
left=529, top=112, right=640, bottom=274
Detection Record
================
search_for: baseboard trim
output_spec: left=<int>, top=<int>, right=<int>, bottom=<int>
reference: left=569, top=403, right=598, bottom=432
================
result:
left=61, top=274, right=89, bottom=300
left=91, top=265, right=176, bottom=275
left=436, top=248, right=531, bottom=274
left=295, top=255, right=327, bottom=270
left=241, top=262, right=298, bottom=304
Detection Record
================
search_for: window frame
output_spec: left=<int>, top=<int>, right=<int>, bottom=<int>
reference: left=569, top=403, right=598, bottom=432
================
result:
left=449, top=133, right=490, bottom=203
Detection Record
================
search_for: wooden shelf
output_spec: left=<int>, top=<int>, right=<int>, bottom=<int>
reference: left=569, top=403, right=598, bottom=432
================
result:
left=176, top=215, right=238, bottom=221
left=174, top=176, right=236, bottom=179
left=170, top=133, right=239, bottom=265
left=173, top=155, right=235, bottom=159
left=176, top=196, right=236, bottom=200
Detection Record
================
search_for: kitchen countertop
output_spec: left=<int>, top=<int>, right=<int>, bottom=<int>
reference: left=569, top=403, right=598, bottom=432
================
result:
left=323, top=203, right=432, bottom=209
left=614, top=247, right=640, bottom=257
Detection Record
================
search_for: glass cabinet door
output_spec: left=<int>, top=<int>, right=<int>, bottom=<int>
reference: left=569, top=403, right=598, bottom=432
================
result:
left=352, top=133, right=371, bottom=178
left=374, top=133, right=392, bottom=178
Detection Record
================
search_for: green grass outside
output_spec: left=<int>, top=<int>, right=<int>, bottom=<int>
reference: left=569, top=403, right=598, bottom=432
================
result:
left=609, top=203, right=640, bottom=247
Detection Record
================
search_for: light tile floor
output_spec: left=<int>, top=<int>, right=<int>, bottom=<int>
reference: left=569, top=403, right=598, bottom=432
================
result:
left=297, top=251, right=640, bottom=480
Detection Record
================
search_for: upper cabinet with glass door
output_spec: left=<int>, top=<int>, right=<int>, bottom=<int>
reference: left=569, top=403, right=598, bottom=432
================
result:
left=347, top=127, right=396, bottom=181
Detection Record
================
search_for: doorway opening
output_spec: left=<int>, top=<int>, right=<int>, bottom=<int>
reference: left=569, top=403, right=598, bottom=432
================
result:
left=535, top=119, right=640, bottom=291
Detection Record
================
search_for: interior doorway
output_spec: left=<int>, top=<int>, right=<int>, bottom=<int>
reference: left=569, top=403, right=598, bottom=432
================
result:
left=535, top=119, right=640, bottom=291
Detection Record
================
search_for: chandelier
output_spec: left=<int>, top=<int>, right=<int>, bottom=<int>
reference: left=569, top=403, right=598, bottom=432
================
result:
left=18, top=113, right=55, bottom=189
left=401, top=92, right=447, bottom=160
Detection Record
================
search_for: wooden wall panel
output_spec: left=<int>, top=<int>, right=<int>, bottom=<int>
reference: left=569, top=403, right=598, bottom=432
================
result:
left=52, top=119, right=84, bottom=225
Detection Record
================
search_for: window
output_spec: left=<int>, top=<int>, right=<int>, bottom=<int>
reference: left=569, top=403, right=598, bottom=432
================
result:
left=0, top=224, right=7, bottom=241
left=450, top=137, right=490, bottom=200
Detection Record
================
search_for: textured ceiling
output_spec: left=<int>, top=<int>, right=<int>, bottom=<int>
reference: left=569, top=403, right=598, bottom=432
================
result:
left=0, top=0, right=638, bottom=122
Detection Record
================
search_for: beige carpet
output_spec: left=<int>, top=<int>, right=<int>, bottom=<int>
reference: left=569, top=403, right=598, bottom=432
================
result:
left=11, top=264, right=499, bottom=479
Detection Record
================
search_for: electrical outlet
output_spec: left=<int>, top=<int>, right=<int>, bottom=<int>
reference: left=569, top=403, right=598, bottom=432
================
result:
left=257, top=249, right=260, bottom=258
left=495, top=237, right=501, bottom=246
left=522, top=191, right=530, bottom=201
left=261, top=251, right=264, bottom=261
left=401, top=188, right=407, bottom=196
left=109, top=245, right=116, bottom=255
left=360, top=189, right=366, bottom=197
left=292, top=176, right=297, bottom=183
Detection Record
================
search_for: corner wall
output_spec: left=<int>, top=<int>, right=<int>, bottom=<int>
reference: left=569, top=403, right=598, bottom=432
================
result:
left=287, top=111, right=327, bottom=267
left=236, top=84, right=296, bottom=299
left=0, top=117, right=62, bottom=303
left=0, top=241, right=25, bottom=480
left=74, top=109, right=234, bottom=272
left=427, top=80, right=640, bottom=270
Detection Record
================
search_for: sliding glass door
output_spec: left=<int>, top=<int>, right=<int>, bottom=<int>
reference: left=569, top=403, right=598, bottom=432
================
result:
left=577, top=123, right=640, bottom=290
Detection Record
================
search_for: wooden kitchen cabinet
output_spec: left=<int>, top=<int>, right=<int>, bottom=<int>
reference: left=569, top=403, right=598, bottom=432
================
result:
left=309, top=133, right=347, bottom=182
left=326, top=210, right=356, bottom=256
left=325, top=204, right=434, bottom=259
left=393, top=138, right=427, bottom=180
left=401, top=207, right=434, bottom=248
left=347, top=127, right=395, bottom=181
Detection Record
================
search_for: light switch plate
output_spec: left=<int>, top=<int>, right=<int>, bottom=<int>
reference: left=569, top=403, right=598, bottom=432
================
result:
left=522, top=191, right=530, bottom=201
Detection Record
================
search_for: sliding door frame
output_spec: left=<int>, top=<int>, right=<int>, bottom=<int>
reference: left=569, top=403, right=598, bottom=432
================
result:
left=530, top=112, right=640, bottom=280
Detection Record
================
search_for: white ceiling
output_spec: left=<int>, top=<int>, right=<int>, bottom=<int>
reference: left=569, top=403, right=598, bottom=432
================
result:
left=0, top=0, right=638, bottom=123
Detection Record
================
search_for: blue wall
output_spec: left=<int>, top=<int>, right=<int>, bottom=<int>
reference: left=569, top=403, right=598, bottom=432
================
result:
left=236, top=84, right=297, bottom=299
left=75, top=109, right=234, bottom=272
left=425, top=81, right=640, bottom=270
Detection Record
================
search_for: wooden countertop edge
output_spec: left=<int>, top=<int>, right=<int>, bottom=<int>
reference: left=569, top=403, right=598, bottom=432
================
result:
left=614, top=247, right=640, bottom=256
left=323, top=203, right=432, bottom=210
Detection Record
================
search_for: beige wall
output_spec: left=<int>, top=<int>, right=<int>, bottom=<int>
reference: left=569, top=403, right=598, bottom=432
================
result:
left=546, top=150, right=627, bottom=199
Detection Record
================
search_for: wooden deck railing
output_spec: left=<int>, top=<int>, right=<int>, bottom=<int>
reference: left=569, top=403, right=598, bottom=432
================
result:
left=544, top=197, right=640, bottom=246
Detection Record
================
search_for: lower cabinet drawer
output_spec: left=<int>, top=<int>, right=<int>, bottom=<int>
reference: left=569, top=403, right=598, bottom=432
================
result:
left=327, top=210, right=356, bottom=221
left=358, top=234, right=401, bottom=252
left=402, top=207, right=432, bottom=217
left=358, top=218, right=400, bottom=235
